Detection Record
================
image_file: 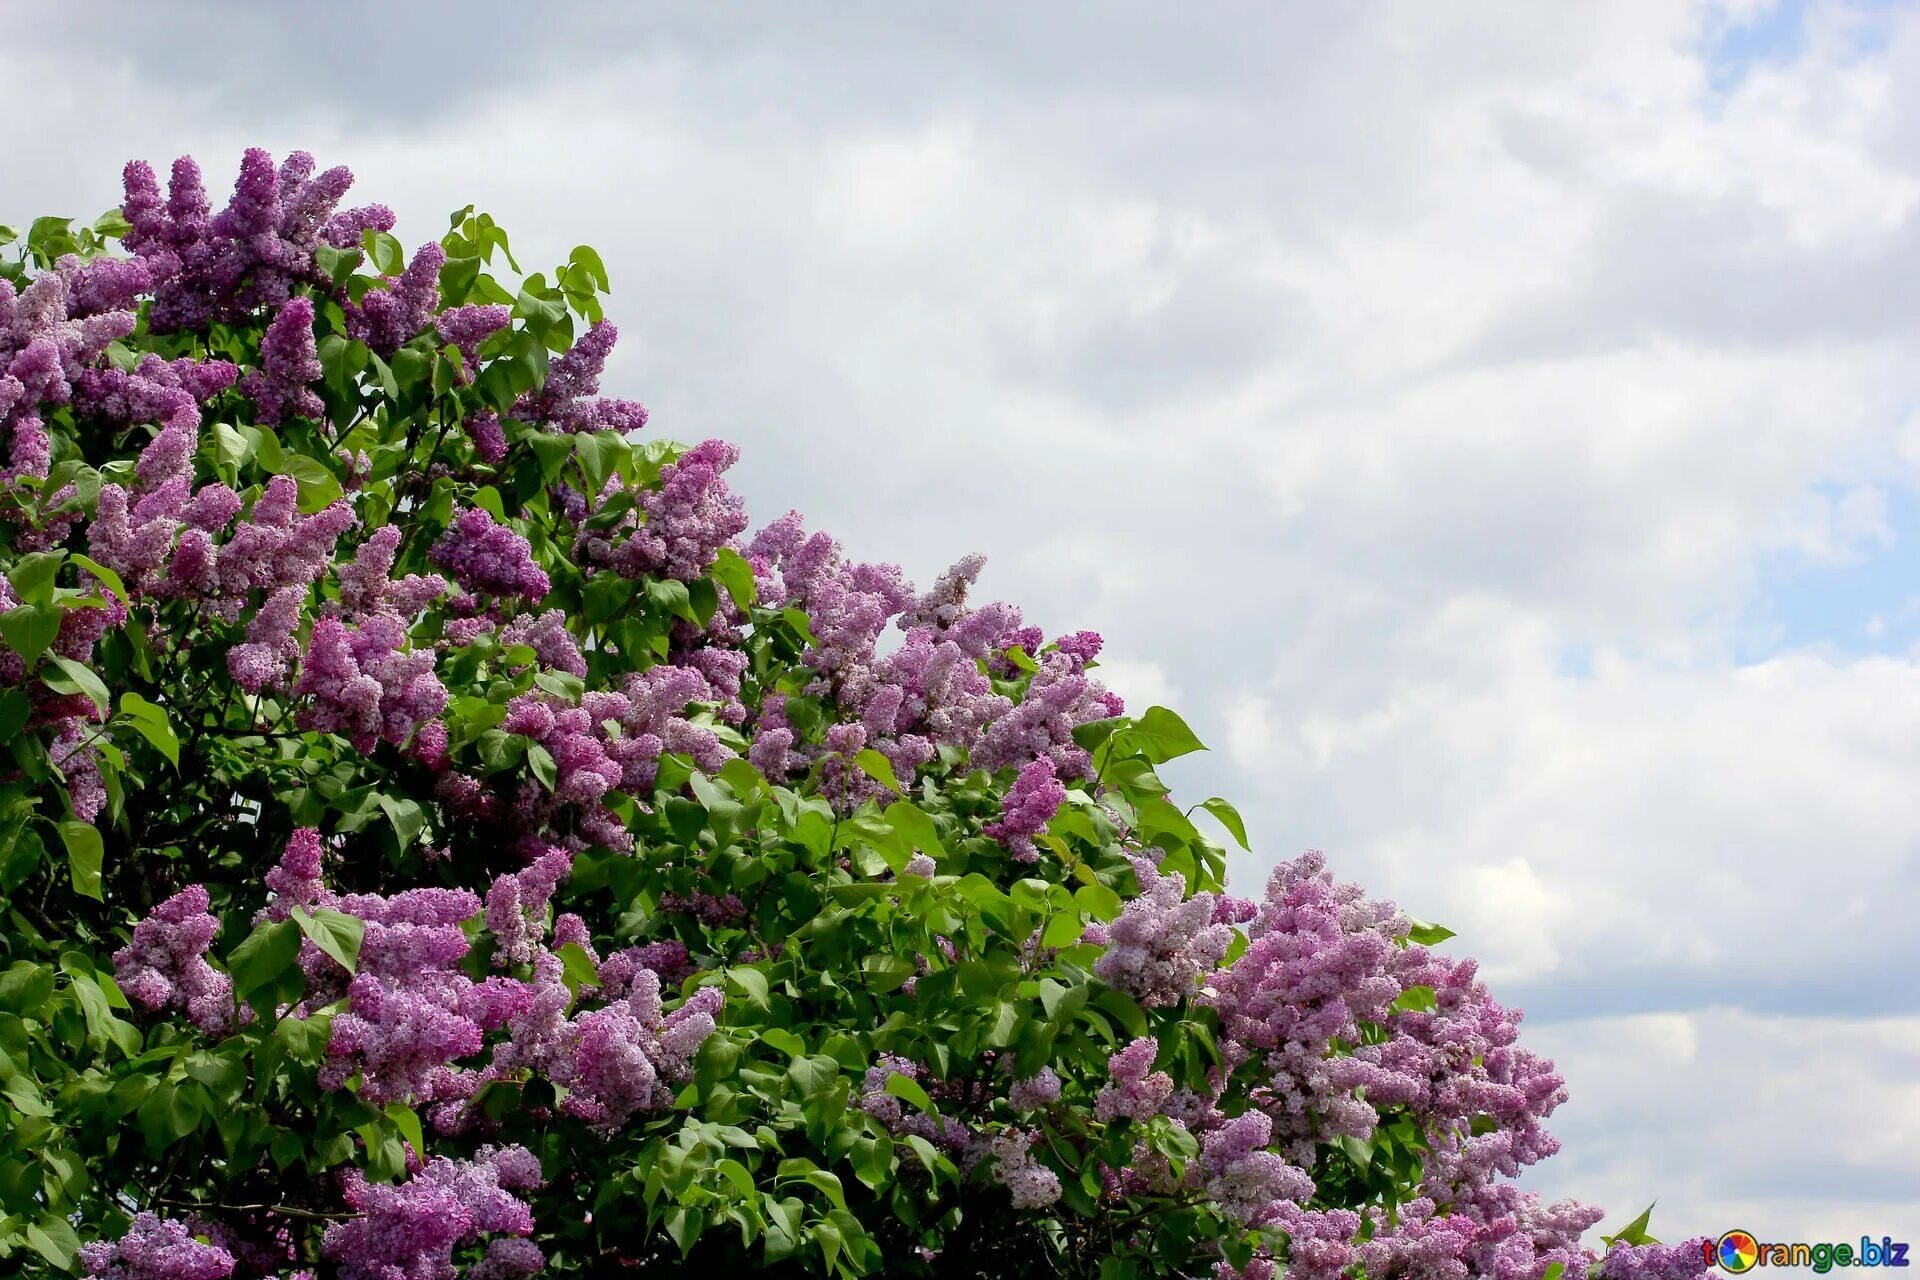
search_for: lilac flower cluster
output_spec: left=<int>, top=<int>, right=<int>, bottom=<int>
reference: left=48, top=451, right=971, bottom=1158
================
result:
left=512, top=320, right=648, bottom=434
left=549, top=973, right=722, bottom=1132
left=1092, top=855, right=1233, bottom=1008
left=80, top=1213, right=235, bottom=1280
left=322, top=885, right=491, bottom=1106
left=113, top=885, right=232, bottom=1036
left=121, top=148, right=367, bottom=330
left=346, top=240, right=444, bottom=356
left=988, top=1129, right=1062, bottom=1210
left=240, top=294, right=323, bottom=425
left=498, top=666, right=731, bottom=846
left=1198, top=1111, right=1312, bottom=1224
left=573, top=439, right=748, bottom=583
left=320, top=1145, right=542, bottom=1280
left=1006, top=1066, right=1061, bottom=1112
left=1093, top=1037, right=1174, bottom=1124
left=981, top=756, right=1066, bottom=862
left=745, top=516, right=1120, bottom=811
left=856, top=1055, right=972, bottom=1152
left=430, top=506, right=550, bottom=600
left=436, top=304, right=512, bottom=381
left=293, top=614, right=447, bottom=753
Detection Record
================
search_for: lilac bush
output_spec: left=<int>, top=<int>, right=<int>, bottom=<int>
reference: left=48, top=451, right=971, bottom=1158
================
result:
left=0, top=150, right=1704, bottom=1278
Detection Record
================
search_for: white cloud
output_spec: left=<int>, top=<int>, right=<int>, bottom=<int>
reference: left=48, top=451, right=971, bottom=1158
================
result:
left=1527, top=1010, right=1920, bottom=1237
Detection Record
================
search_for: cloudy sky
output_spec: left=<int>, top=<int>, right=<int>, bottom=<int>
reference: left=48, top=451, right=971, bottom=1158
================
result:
left=8, top=0, right=1918, bottom=1246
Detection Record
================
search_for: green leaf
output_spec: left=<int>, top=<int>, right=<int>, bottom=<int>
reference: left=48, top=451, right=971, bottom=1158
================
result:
left=527, top=742, right=558, bottom=792
left=710, top=546, right=757, bottom=610
left=57, top=820, right=102, bottom=899
left=853, top=749, right=900, bottom=793
left=1126, top=706, right=1207, bottom=763
left=715, top=1156, right=756, bottom=1198
left=570, top=244, right=611, bottom=291
left=44, top=655, right=109, bottom=716
left=1197, top=797, right=1249, bottom=850
left=118, top=691, right=180, bottom=767
left=727, top=968, right=770, bottom=1011
left=7, top=549, right=65, bottom=605
left=1603, top=1202, right=1659, bottom=1249
left=555, top=941, right=600, bottom=994
left=1, top=603, right=59, bottom=668
left=786, top=1054, right=840, bottom=1100
left=376, top=793, right=426, bottom=850
left=314, top=243, right=362, bottom=286
left=211, top=420, right=254, bottom=471
left=363, top=229, right=406, bottom=276
left=644, top=576, right=699, bottom=625
left=1390, top=984, right=1438, bottom=1014
left=1405, top=917, right=1456, bottom=947
left=883, top=1071, right=933, bottom=1113
left=26, top=1215, right=79, bottom=1269
left=0, top=688, right=27, bottom=743
left=384, top=1102, right=425, bottom=1155
left=439, top=254, right=482, bottom=306
left=861, top=955, right=916, bottom=993
left=884, top=800, right=947, bottom=863
left=69, top=553, right=127, bottom=604
left=292, top=906, right=365, bottom=974
left=760, top=1027, right=805, bottom=1058
left=229, top=919, right=303, bottom=998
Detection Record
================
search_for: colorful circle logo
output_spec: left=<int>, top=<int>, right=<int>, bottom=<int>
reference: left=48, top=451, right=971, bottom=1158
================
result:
left=1717, top=1230, right=1760, bottom=1273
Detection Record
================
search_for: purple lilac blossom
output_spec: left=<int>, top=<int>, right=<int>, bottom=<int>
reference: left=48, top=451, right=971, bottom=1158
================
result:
left=430, top=506, right=551, bottom=600
left=320, top=1145, right=541, bottom=1280
left=981, top=756, right=1066, bottom=862
left=112, top=884, right=232, bottom=1036
left=80, top=1213, right=235, bottom=1280
left=1092, top=855, right=1234, bottom=1008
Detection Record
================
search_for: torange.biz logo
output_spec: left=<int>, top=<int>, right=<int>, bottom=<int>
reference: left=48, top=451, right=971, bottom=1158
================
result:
left=1708, top=1230, right=1910, bottom=1273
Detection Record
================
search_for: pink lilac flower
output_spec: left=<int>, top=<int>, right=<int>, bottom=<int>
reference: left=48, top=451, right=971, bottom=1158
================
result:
left=113, top=885, right=232, bottom=1036
left=80, top=1213, right=235, bottom=1280
left=293, top=614, right=447, bottom=753
left=335, top=525, right=448, bottom=621
left=240, top=295, right=323, bottom=425
left=620, top=439, right=749, bottom=581
left=320, top=1145, right=541, bottom=1280
left=1007, top=1067, right=1060, bottom=1111
left=430, top=506, right=550, bottom=600
left=123, top=149, right=361, bottom=330
left=974, top=649, right=1122, bottom=779
left=435, top=303, right=512, bottom=380
left=465, top=408, right=508, bottom=465
left=484, top=843, right=574, bottom=967
left=500, top=609, right=586, bottom=677
left=1093, top=855, right=1234, bottom=1008
left=988, top=1129, right=1061, bottom=1210
left=263, top=828, right=328, bottom=922
left=513, top=320, right=647, bottom=434
left=981, top=756, right=1065, bottom=863
left=1199, top=1110, right=1314, bottom=1224
left=1094, top=1036, right=1173, bottom=1124
left=344, top=241, right=444, bottom=355
left=227, top=583, right=305, bottom=692
left=1599, top=1240, right=1715, bottom=1280
left=321, top=886, right=488, bottom=1106
left=855, top=1055, right=971, bottom=1152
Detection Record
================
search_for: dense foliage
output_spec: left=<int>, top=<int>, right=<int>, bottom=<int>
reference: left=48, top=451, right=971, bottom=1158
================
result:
left=0, top=151, right=1707, bottom=1280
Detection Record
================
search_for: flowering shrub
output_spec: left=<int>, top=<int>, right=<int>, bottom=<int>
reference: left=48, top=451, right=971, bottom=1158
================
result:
left=0, top=151, right=1706, bottom=1279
